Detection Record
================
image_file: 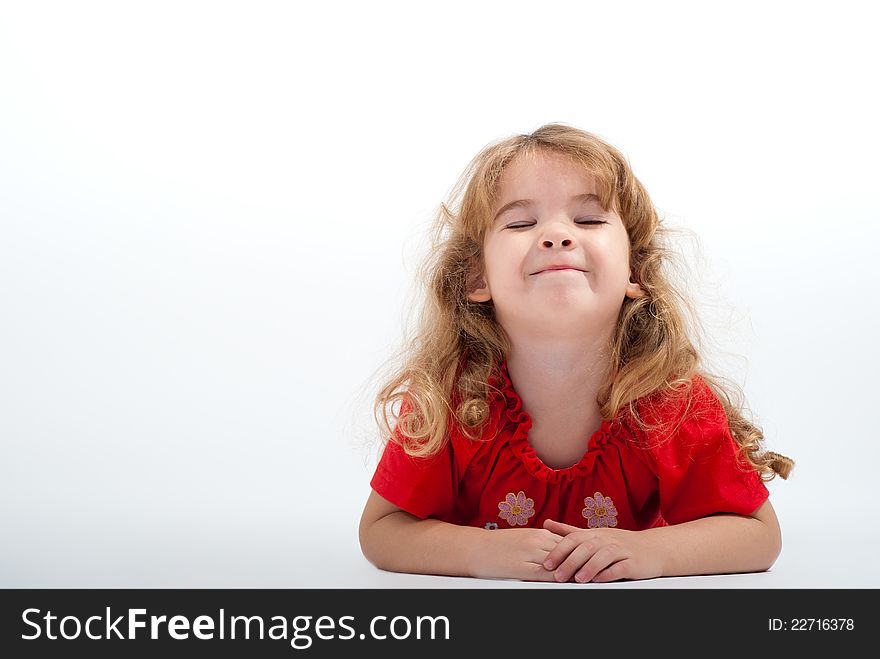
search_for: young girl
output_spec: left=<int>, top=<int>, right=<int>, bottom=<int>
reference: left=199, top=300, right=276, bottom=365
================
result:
left=359, top=123, right=794, bottom=583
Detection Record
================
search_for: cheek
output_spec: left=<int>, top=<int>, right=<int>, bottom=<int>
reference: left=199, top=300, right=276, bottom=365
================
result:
left=483, top=240, right=519, bottom=285
left=592, top=234, right=632, bottom=278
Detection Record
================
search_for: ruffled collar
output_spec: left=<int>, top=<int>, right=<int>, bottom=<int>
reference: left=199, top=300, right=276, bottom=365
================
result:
left=486, top=359, right=615, bottom=484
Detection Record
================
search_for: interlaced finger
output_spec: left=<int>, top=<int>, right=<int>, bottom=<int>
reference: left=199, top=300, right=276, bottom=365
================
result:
left=573, top=544, right=624, bottom=583
left=552, top=543, right=597, bottom=582
left=543, top=533, right=588, bottom=569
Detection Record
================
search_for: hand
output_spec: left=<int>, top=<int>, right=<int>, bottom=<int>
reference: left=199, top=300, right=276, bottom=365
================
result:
left=541, top=519, right=665, bottom=583
left=470, top=528, right=563, bottom=582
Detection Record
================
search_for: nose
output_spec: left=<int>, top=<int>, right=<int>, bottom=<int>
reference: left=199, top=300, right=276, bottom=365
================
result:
left=541, top=238, right=572, bottom=248
left=539, top=222, right=575, bottom=249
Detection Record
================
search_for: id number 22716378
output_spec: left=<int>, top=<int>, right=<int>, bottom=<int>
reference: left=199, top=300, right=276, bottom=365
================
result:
left=768, top=619, right=854, bottom=631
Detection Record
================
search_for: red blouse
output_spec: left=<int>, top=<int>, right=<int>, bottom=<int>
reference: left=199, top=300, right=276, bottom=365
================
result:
left=370, top=361, right=769, bottom=531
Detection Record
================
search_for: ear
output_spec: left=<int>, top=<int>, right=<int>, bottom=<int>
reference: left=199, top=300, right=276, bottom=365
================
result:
left=467, top=278, right=492, bottom=303
left=467, top=266, right=492, bottom=303
left=625, top=280, right=644, bottom=299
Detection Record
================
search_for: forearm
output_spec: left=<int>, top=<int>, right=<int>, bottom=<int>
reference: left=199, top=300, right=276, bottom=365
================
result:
left=643, top=513, right=782, bottom=577
left=360, top=511, right=486, bottom=577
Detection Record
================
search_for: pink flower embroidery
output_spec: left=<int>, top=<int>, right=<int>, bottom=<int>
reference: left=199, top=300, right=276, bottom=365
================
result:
left=498, top=491, right=536, bottom=527
left=582, top=492, right=618, bottom=528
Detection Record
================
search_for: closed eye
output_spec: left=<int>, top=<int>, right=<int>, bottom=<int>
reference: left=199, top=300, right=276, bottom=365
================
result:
left=504, top=219, right=607, bottom=229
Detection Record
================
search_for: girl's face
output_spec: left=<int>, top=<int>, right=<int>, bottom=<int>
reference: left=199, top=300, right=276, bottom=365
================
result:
left=468, top=149, right=643, bottom=340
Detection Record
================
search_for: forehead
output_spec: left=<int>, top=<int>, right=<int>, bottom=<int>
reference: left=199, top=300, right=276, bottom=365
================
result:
left=497, top=151, right=598, bottom=195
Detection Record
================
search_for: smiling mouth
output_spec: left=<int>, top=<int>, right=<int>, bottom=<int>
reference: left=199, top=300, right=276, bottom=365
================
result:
left=532, top=268, right=586, bottom=275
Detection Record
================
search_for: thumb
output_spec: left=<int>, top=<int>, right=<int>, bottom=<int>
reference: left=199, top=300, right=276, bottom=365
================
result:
left=543, top=518, right=582, bottom=535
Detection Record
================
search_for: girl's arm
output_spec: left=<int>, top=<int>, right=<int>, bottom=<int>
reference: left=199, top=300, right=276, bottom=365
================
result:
left=644, top=498, right=782, bottom=577
left=359, top=490, right=560, bottom=581
left=542, top=499, right=782, bottom=582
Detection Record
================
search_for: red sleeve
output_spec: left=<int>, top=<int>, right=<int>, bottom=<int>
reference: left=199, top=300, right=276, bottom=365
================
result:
left=369, top=400, right=455, bottom=520
left=637, top=375, right=769, bottom=525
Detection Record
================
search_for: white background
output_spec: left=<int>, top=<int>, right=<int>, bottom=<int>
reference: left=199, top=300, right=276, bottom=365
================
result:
left=1, top=1, right=878, bottom=588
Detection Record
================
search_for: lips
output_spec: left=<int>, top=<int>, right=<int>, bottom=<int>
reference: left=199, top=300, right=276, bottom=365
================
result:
left=531, top=265, right=586, bottom=275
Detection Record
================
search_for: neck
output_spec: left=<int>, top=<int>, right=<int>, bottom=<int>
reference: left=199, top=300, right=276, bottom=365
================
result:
left=504, top=335, right=613, bottom=468
left=505, top=339, right=611, bottom=416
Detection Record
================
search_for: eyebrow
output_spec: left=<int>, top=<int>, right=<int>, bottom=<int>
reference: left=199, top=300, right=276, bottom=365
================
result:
left=493, top=193, right=603, bottom=222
